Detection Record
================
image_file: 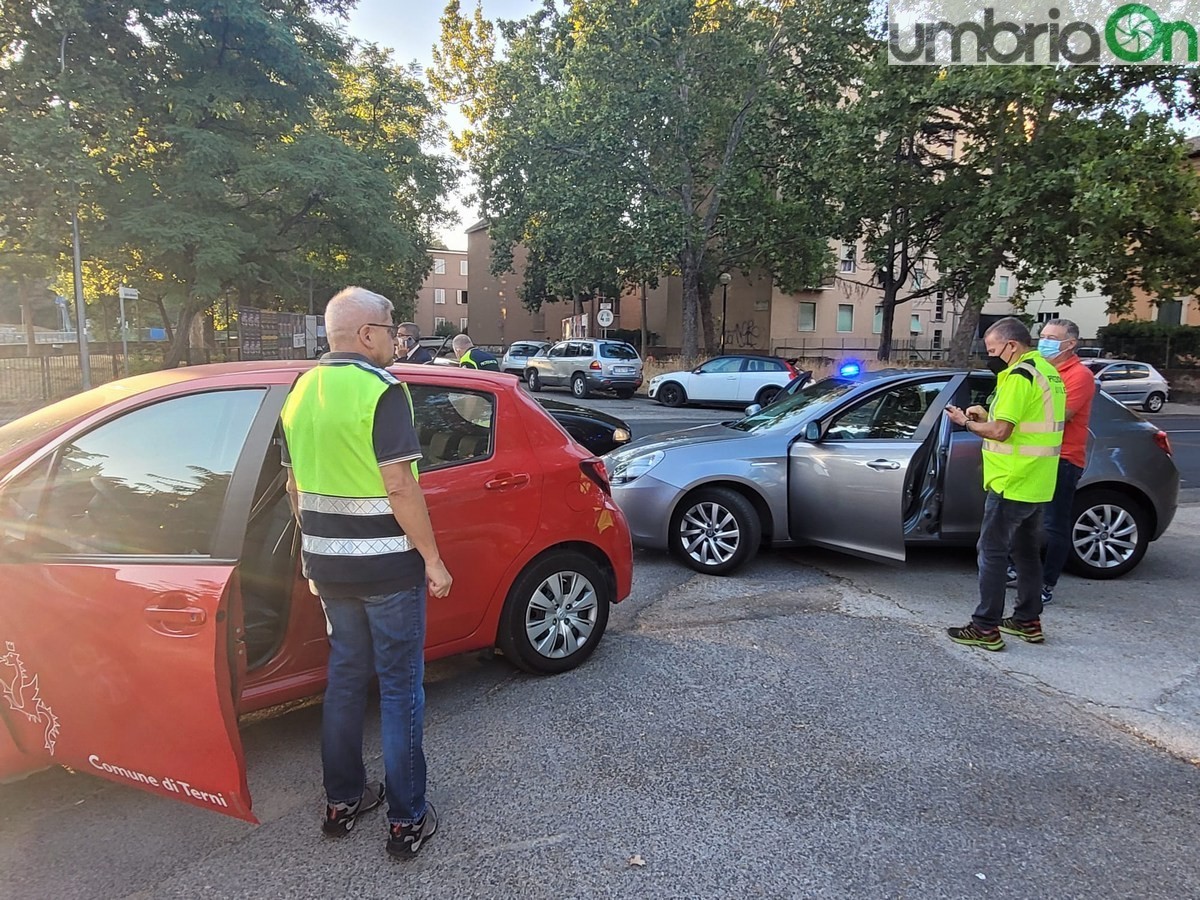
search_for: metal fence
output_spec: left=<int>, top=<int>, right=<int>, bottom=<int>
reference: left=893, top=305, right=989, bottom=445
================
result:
left=0, top=353, right=132, bottom=404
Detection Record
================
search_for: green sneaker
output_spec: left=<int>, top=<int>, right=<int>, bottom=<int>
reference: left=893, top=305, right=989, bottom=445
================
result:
left=947, top=623, right=1005, bottom=651
left=999, top=617, right=1044, bottom=644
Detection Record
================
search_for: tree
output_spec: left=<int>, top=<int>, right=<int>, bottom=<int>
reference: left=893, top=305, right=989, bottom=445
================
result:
left=434, top=0, right=872, bottom=361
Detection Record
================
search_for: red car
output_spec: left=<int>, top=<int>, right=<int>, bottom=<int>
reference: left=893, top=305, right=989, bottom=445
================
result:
left=0, top=362, right=632, bottom=823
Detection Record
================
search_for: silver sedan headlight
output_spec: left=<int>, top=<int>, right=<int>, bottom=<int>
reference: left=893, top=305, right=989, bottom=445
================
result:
left=610, top=450, right=664, bottom=485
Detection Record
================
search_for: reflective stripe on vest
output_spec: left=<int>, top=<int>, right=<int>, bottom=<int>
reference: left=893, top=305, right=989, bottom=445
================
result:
left=302, top=534, right=414, bottom=557
left=298, top=492, right=392, bottom=516
left=987, top=361, right=1063, bottom=455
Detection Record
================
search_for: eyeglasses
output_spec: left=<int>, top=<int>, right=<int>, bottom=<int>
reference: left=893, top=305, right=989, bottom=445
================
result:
left=364, top=323, right=400, bottom=340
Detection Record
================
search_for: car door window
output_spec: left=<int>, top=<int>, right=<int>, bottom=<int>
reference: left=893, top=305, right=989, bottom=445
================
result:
left=1127, top=365, right=1150, bottom=380
left=15, top=390, right=265, bottom=556
left=698, top=358, right=742, bottom=374
left=1100, top=365, right=1130, bottom=382
left=745, top=358, right=783, bottom=373
left=409, top=385, right=495, bottom=471
left=549, top=344, right=569, bottom=358
left=825, top=379, right=950, bottom=441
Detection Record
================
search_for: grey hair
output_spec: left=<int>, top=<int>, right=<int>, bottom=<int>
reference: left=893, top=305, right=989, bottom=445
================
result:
left=984, top=316, right=1032, bottom=346
left=451, top=333, right=473, bottom=353
left=1043, top=318, right=1080, bottom=340
left=398, top=321, right=421, bottom=338
left=324, top=286, right=393, bottom=349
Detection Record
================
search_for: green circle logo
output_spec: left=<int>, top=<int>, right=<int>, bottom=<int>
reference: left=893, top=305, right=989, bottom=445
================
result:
left=1106, top=3, right=1163, bottom=61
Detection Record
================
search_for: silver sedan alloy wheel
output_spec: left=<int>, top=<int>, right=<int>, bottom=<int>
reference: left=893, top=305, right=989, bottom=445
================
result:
left=1073, top=503, right=1139, bottom=569
left=679, top=500, right=741, bottom=567
left=525, top=570, right=599, bottom=659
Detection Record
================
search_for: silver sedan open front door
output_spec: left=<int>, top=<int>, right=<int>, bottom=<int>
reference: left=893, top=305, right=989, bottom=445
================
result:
left=787, top=375, right=958, bottom=563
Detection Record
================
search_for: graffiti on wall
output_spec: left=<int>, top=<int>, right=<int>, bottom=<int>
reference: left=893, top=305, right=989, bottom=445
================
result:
left=723, top=319, right=762, bottom=349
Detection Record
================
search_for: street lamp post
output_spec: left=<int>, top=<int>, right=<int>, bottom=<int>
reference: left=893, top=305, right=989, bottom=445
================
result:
left=718, top=272, right=732, bottom=355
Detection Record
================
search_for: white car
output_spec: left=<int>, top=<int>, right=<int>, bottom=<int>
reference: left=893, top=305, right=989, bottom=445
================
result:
left=1082, top=360, right=1171, bottom=413
left=648, top=355, right=799, bottom=408
left=501, top=340, right=551, bottom=379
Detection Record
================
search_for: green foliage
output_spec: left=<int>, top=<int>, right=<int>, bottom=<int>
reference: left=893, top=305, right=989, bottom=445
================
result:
left=433, top=0, right=873, bottom=360
left=1098, top=321, right=1200, bottom=368
left=1, top=1, right=453, bottom=366
left=433, top=319, right=457, bottom=338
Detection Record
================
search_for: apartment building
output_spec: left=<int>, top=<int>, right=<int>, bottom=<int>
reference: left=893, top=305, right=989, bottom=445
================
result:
left=412, top=248, right=469, bottom=337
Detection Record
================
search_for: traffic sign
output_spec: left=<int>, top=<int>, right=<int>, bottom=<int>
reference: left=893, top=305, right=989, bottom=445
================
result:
left=118, top=286, right=139, bottom=301
left=597, top=309, right=615, bottom=327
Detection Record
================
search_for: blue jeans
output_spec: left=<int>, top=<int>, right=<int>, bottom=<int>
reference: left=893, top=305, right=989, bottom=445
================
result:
left=973, top=491, right=1045, bottom=628
left=1042, top=460, right=1083, bottom=590
left=320, top=586, right=427, bottom=825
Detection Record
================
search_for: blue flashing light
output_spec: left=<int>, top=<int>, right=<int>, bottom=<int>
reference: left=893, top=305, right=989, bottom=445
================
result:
left=838, top=360, right=862, bottom=377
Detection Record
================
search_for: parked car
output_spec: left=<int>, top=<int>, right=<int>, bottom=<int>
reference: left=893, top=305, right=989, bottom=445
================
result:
left=536, top=396, right=632, bottom=455
left=525, top=339, right=643, bottom=399
left=743, top=369, right=813, bottom=415
left=0, top=362, right=633, bottom=822
left=648, top=355, right=800, bottom=409
left=1082, top=359, right=1170, bottom=412
left=605, top=368, right=1178, bottom=579
left=502, top=340, right=552, bottom=379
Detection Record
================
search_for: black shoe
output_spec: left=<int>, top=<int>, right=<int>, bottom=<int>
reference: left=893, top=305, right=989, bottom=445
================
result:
left=387, top=803, right=438, bottom=858
left=999, top=616, right=1044, bottom=644
left=1006, top=566, right=1018, bottom=589
left=322, top=781, right=384, bottom=836
left=1041, top=585, right=1054, bottom=606
left=947, top=623, right=1005, bottom=651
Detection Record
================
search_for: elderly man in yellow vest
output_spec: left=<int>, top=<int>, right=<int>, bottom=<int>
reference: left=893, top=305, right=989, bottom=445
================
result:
left=280, top=286, right=452, bottom=858
left=943, top=317, right=1066, bottom=651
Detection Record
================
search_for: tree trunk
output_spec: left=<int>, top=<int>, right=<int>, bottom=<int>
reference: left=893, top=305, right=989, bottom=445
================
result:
left=640, top=282, right=648, bottom=353
left=19, top=282, right=36, bottom=357
left=680, top=251, right=701, bottom=364
left=949, top=297, right=984, bottom=367
left=152, top=295, right=175, bottom=344
left=878, top=285, right=899, bottom=362
left=163, top=299, right=205, bottom=368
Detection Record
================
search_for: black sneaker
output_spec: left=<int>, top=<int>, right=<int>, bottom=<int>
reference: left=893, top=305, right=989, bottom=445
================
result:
left=322, top=781, right=384, bottom=836
left=1006, top=566, right=1018, bottom=589
left=1041, top=585, right=1054, bottom=606
left=947, top=623, right=1005, bottom=651
left=999, top=617, right=1044, bottom=644
left=387, top=803, right=438, bottom=858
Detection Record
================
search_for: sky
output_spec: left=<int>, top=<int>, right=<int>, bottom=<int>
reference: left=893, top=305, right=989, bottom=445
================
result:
left=343, top=0, right=541, bottom=249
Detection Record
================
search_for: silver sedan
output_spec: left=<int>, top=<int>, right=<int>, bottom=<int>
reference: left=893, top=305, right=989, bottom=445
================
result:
left=605, top=369, right=1180, bottom=579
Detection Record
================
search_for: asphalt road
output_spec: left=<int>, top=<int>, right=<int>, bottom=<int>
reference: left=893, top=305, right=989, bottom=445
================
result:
left=3, top=518, right=1199, bottom=899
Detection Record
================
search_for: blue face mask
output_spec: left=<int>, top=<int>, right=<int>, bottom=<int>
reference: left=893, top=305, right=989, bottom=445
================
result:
left=1038, top=338, right=1063, bottom=358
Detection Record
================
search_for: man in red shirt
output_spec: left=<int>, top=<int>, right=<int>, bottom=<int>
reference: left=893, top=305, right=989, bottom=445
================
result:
left=1036, top=318, right=1096, bottom=604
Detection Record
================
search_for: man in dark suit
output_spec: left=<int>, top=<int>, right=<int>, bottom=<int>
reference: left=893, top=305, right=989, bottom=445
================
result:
left=397, top=322, right=433, bottom=364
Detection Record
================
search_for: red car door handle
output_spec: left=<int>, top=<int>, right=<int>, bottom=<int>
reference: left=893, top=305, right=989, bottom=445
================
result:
left=485, top=473, right=530, bottom=490
left=144, top=606, right=208, bottom=627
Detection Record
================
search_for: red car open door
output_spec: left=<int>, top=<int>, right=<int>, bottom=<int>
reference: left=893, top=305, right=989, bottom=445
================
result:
left=0, top=386, right=276, bottom=823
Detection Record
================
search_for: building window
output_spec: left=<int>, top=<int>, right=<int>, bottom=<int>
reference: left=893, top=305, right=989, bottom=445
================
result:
left=837, top=304, right=854, bottom=333
left=797, top=302, right=816, bottom=332
left=456, top=290, right=468, bottom=305
left=934, top=291, right=945, bottom=321
left=433, top=258, right=446, bottom=275
left=435, top=316, right=448, bottom=330
left=459, top=259, right=468, bottom=276
left=933, top=328, right=943, bottom=350
left=872, top=305, right=883, bottom=334
left=460, top=317, right=469, bottom=331
left=912, top=266, right=925, bottom=289
left=434, top=288, right=446, bottom=304
left=839, top=243, right=857, bottom=274
left=1036, top=311, right=1056, bottom=325
left=1157, top=300, right=1183, bottom=326
left=911, top=314, right=921, bottom=334
left=998, top=275, right=1010, bottom=297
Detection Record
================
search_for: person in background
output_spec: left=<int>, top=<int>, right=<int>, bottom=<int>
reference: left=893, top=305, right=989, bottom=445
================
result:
left=451, top=333, right=500, bottom=371
left=398, top=322, right=434, bottom=364
left=943, top=317, right=1065, bottom=651
left=280, top=287, right=451, bottom=858
left=1032, top=318, right=1096, bottom=605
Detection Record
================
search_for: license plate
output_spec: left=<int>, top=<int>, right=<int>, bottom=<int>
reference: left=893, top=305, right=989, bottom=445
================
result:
left=614, top=366, right=634, bottom=374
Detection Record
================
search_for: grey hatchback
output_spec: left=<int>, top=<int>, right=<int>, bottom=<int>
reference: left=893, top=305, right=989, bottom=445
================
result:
left=525, top=339, right=643, bottom=399
left=606, top=369, right=1178, bottom=579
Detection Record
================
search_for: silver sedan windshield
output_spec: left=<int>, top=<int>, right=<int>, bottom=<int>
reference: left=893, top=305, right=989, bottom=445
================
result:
left=730, top=376, right=859, bottom=433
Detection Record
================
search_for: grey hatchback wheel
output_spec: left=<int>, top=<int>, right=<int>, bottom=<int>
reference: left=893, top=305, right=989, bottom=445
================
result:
left=671, top=486, right=761, bottom=575
left=1066, top=489, right=1149, bottom=579
left=571, top=373, right=589, bottom=399
left=1144, top=392, right=1165, bottom=413
left=527, top=369, right=542, bottom=392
